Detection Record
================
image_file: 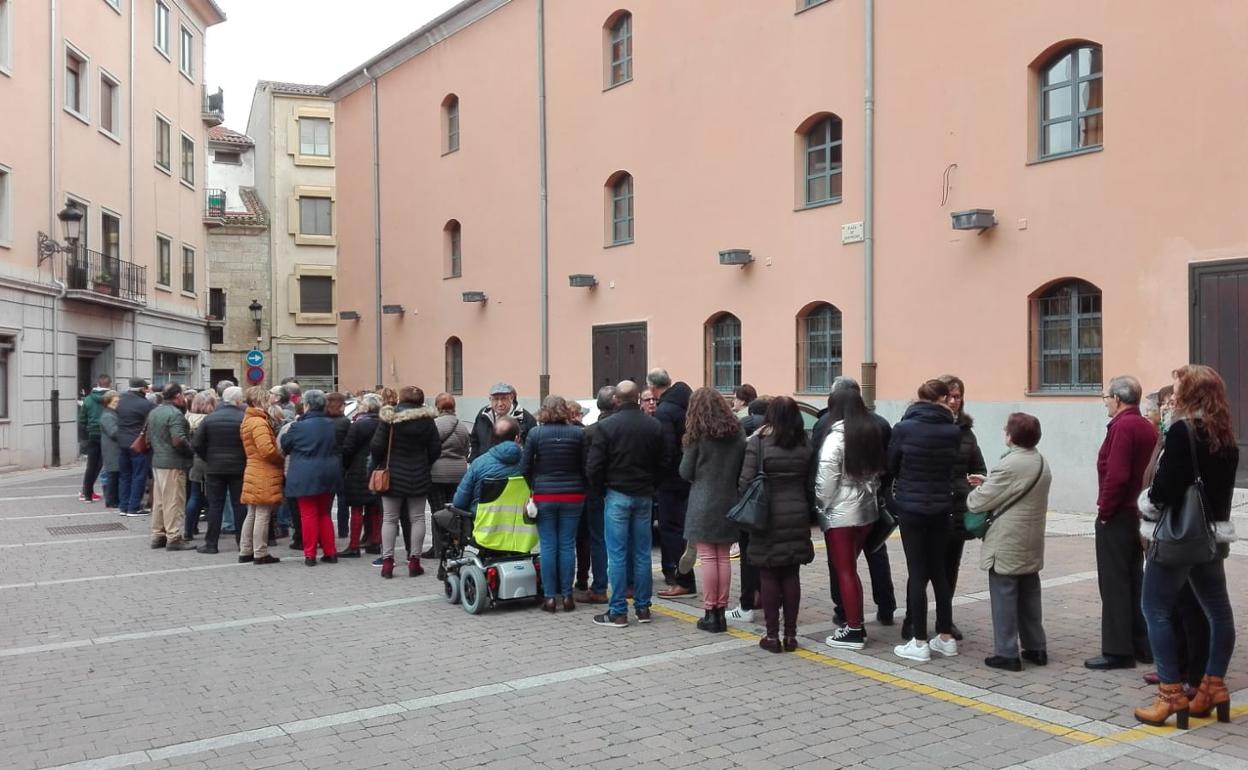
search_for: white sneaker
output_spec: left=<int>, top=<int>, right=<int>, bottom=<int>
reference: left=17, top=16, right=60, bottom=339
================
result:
left=725, top=605, right=754, bottom=623
left=929, top=636, right=959, bottom=657
left=894, top=638, right=931, bottom=662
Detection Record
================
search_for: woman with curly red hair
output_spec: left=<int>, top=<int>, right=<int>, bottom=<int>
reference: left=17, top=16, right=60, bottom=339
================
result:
left=1135, top=365, right=1239, bottom=728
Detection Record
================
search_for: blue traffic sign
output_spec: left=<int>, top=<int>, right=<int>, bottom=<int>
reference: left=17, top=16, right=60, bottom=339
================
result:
left=245, top=350, right=264, bottom=367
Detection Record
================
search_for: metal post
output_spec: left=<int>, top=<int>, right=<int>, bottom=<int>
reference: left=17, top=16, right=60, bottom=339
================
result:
left=861, top=0, right=877, bottom=409
left=537, top=0, right=550, bottom=400
left=366, top=68, right=384, bottom=388
left=50, top=389, right=61, bottom=467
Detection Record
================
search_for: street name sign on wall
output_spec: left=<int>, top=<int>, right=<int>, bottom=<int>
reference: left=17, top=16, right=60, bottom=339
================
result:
left=841, top=221, right=865, bottom=245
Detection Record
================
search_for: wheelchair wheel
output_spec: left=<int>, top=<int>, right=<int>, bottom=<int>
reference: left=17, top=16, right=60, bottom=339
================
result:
left=444, top=575, right=461, bottom=605
left=461, top=566, right=488, bottom=615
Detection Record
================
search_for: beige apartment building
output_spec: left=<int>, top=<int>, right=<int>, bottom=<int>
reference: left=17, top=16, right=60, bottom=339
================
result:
left=326, top=0, right=1248, bottom=510
left=237, top=81, right=339, bottom=391
left=0, top=0, right=225, bottom=469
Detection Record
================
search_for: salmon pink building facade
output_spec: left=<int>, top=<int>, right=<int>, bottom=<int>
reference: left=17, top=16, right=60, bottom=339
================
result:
left=0, top=0, right=225, bottom=469
left=326, top=0, right=1248, bottom=509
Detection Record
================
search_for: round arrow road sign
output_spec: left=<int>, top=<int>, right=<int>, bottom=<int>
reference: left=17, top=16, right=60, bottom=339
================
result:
left=246, top=350, right=264, bottom=367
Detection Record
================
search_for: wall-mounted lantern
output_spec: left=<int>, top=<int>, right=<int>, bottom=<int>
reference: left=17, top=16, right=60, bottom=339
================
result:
left=718, top=248, right=754, bottom=267
left=568, top=274, right=598, bottom=288
left=951, top=209, right=996, bottom=234
left=338, top=310, right=361, bottom=321
left=462, top=291, right=487, bottom=303
left=382, top=304, right=405, bottom=316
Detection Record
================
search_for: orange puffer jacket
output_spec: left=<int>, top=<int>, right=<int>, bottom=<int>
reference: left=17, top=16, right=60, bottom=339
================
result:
left=241, top=407, right=285, bottom=505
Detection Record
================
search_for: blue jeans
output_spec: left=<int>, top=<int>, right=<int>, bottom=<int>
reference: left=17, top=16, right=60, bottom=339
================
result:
left=536, top=500, right=583, bottom=598
left=117, top=449, right=150, bottom=514
left=585, top=494, right=608, bottom=593
left=184, top=481, right=205, bottom=538
left=604, top=489, right=653, bottom=617
left=1143, top=556, right=1236, bottom=683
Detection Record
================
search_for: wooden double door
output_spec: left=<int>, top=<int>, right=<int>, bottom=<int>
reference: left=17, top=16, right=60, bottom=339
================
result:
left=1191, top=260, right=1248, bottom=486
left=591, top=323, right=648, bottom=394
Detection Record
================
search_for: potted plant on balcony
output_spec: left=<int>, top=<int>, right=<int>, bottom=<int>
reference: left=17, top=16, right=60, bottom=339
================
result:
left=93, top=271, right=115, bottom=295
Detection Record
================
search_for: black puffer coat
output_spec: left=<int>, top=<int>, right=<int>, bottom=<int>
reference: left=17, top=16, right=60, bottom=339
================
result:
left=369, top=404, right=441, bottom=498
left=887, top=401, right=961, bottom=517
left=949, top=412, right=987, bottom=516
left=192, top=404, right=246, bottom=476
left=739, top=432, right=815, bottom=569
left=342, top=412, right=381, bottom=507
left=523, top=423, right=586, bottom=495
left=655, top=382, right=693, bottom=491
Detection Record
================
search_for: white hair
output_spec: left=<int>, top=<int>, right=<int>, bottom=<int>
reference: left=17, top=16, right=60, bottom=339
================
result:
left=222, top=386, right=244, bottom=405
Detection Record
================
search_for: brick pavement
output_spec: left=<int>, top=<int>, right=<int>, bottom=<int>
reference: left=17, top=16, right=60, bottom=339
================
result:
left=0, top=467, right=1246, bottom=769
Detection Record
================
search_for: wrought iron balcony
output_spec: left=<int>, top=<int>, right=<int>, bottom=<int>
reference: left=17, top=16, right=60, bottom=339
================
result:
left=205, top=188, right=226, bottom=222
left=63, top=246, right=147, bottom=307
left=202, top=86, right=224, bottom=126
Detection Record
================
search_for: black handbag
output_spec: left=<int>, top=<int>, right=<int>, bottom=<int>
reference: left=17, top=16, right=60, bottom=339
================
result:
left=727, top=434, right=770, bottom=534
left=864, top=500, right=896, bottom=554
left=1147, top=422, right=1217, bottom=567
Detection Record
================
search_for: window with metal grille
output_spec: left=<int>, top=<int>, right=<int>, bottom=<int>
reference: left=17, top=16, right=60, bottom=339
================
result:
left=299, top=118, right=331, bottom=157
left=707, top=314, right=742, bottom=394
left=1031, top=280, right=1102, bottom=391
left=208, top=326, right=223, bottom=345
left=609, top=173, right=633, bottom=245
left=799, top=303, right=843, bottom=393
left=804, top=115, right=842, bottom=206
left=300, top=275, right=333, bottom=314
left=607, top=12, right=632, bottom=87
left=300, top=197, right=332, bottom=236
left=1039, top=44, right=1102, bottom=158
left=294, top=354, right=337, bottom=391
left=446, top=337, right=463, bottom=395
left=152, top=350, right=194, bottom=387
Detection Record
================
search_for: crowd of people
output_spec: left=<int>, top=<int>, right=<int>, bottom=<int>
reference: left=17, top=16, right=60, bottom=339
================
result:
left=75, top=363, right=1239, bottom=729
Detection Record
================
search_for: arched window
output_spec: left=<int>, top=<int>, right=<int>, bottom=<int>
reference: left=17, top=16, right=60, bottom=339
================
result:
left=1031, top=279, right=1102, bottom=391
left=442, top=94, right=460, bottom=153
left=705, top=313, right=742, bottom=394
left=606, top=172, right=633, bottom=245
left=444, top=220, right=462, bottom=278
left=801, top=114, right=843, bottom=206
left=445, top=337, right=463, bottom=395
left=605, top=11, right=632, bottom=88
left=1039, top=43, right=1102, bottom=158
left=798, top=302, right=842, bottom=393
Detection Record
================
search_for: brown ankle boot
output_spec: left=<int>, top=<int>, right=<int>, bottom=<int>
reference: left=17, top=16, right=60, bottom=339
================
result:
left=1189, top=675, right=1231, bottom=722
left=1134, top=683, right=1190, bottom=729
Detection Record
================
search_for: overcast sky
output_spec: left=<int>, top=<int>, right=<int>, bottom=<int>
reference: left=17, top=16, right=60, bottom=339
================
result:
left=205, top=0, right=462, bottom=129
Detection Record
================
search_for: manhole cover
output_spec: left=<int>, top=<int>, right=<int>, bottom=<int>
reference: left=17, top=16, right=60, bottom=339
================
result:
left=47, top=523, right=129, bottom=536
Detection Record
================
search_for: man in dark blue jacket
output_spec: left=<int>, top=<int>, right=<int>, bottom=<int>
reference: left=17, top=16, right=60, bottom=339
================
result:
left=648, top=368, right=697, bottom=597
left=116, top=378, right=155, bottom=517
left=194, top=386, right=247, bottom=553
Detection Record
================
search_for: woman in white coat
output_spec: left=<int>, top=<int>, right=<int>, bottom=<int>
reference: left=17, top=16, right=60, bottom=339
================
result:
left=966, top=412, right=1052, bottom=672
left=817, top=389, right=886, bottom=651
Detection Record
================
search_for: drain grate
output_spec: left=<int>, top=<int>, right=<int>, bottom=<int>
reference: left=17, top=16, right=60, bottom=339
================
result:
left=47, top=522, right=129, bottom=536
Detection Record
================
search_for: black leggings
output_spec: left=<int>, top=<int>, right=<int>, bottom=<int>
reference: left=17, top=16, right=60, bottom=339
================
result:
left=759, top=565, right=801, bottom=639
left=899, top=514, right=953, bottom=641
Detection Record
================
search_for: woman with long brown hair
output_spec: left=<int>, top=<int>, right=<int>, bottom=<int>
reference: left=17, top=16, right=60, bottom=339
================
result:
left=679, top=387, right=746, bottom=632
left=1134, top=365, right=1239, bottom=728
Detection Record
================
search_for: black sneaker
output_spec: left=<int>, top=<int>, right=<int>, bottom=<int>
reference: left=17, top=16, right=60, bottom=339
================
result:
left=825, top=625, right=866, bottom=650
left=985, top=655, right=1022, bottom=672
left=238, top=554, right=254, bottom=563
left=592, top=613, right=628, bottom=628
left=304, top=557, right=317, bottom=567
left=196, top=545, right=218, bottom=555
left=320, top=555, right=338, bottom=564
left=1021, top=650, right=1048, bottom=666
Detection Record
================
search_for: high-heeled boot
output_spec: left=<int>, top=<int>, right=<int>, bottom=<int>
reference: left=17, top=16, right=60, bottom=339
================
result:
left=408, top=556, right=424, bottom=576
left=380, top=557, right=394, bottom=579
left=1189, top=675, right=1231, bottom=722
left=696, top=609, right=716, bottom=632
left=1134, top=683, right=1190, bottom=729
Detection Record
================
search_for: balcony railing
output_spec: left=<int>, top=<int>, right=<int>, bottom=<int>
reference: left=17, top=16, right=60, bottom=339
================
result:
left=202, top=86, right=224, bottom=126
left=205, top=188, right=226, bottom=219
left=64, top=246, right=147, bottom=305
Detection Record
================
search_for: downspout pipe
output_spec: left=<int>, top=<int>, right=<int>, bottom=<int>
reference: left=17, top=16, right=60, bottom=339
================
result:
left=129, top=0, right=138, bottom=380
left=49, top=0, right=61, bottom=465
left=536, top=0, right=550, bottom=400
left=364, top=67, right=383, bottom=388
left=861, top=0, right=877, bottom=408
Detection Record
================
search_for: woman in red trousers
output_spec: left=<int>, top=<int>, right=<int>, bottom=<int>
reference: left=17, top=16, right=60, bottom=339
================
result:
left=279, top=389, right=342, bottom=566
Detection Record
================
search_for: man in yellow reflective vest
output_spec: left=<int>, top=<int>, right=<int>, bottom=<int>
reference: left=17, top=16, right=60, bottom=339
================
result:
left=452, top=416, right=537, bottom=553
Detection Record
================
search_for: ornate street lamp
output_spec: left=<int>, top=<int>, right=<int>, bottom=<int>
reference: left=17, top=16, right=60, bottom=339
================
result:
left=37, top=203, right=85, bottom=265
left=249, top=299, right=263, bottom=343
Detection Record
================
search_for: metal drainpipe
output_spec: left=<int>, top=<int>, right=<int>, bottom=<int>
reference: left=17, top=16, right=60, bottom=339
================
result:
left=129, top=0, right=138, bottom=381
left=861, top=0, right=877, bottom=409
left=48, top=0, right=60, bottom=465
left=536, top=0, right=550, bottom=401
left=364, top=67, right=383, bottom=388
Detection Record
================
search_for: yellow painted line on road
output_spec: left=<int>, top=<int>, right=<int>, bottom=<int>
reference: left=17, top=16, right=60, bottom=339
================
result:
left=649, top=603, right=1237, bottom=746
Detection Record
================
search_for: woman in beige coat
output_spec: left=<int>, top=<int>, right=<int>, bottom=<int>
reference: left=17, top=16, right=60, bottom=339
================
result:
left=966, top=412, right=1052, bottom=673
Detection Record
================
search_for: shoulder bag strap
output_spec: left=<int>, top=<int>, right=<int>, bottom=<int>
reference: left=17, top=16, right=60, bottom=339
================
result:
left=986, top=457, right=1046, bottom=527
left=382, top=420, right=395, bottom=469
left=1184, top=419, right=1204, bottom=485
